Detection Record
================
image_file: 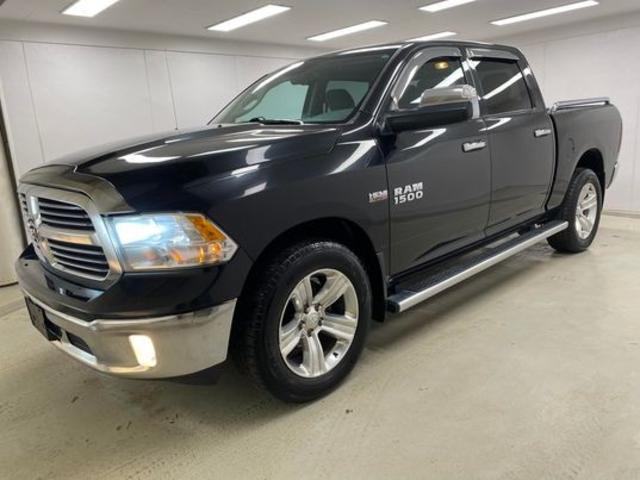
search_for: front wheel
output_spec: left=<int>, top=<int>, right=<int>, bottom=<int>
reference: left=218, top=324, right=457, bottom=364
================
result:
left=232, top=241, right=371, bottom=403
left=548, top=168, right=603, bottom=253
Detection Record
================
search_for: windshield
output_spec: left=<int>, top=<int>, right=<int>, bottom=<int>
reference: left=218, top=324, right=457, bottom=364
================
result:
left=212, top=49, right=396, bottom=125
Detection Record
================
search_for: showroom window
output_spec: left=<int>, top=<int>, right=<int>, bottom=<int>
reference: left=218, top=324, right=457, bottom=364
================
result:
left=395, top=56, right=467, bottom=110
left=474, top=59, right=533, bottom=114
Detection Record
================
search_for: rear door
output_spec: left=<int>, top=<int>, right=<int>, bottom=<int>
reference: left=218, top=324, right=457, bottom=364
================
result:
left=385, top=47, right=491, bottom=275
left=469, top=49, right=555, bottom=235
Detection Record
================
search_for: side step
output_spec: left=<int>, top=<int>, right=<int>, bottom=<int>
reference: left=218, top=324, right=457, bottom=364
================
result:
left=387, top=221, right=568, bottom=314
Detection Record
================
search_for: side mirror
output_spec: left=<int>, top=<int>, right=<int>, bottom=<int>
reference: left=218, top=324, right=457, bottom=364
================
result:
left=385, top=85, right=479, bottom=133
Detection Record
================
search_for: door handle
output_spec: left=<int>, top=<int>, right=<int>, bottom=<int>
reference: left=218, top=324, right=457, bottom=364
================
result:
left=463, top=140, right=487, bottom=153
left=534, top=128, right=552, bottom=138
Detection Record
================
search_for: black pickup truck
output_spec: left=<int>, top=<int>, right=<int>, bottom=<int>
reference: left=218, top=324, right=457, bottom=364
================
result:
left=16, top=41, right=622, bottom=402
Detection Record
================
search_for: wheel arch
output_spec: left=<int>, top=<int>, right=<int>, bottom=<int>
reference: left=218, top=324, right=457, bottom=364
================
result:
left=235, top=217, right=387, bottom=325
left=576, top=148, right=605, bottom=194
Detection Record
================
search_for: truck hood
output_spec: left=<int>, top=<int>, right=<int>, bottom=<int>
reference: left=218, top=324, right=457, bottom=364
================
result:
left=50, top=123, right=341, bottom=178
left=26, top=123, right=343, bottom=213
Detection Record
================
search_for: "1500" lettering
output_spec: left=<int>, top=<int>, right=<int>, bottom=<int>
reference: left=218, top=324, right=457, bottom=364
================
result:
left=394, top=182, right=424, bottom=205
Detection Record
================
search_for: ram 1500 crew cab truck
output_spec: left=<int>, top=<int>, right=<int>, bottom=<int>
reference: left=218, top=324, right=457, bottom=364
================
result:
left=16, top=41, right=622, bottom=402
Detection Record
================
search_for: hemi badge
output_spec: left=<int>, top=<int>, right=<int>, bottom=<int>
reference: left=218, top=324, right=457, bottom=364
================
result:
left=368, top=190, right=388, bottom=204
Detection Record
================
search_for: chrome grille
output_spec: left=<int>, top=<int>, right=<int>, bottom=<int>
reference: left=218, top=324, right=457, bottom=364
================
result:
left=18, top=185, right=121, bottom=284
left=19, top=193, right=28, bottom=215
left=19, top=193, right=38, bottom=241
left=47, top=239, right=110, bottom=279
left=38, top=198, right=94, bottom=231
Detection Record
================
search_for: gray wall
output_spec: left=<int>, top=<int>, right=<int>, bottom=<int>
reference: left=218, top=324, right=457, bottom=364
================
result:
left=3, top=17, right=638, bottom=214
left=0, top=121, right=23, bottom=285
left=490, top=12, right=640, bottom=214
left=0, top=20, right=324, bottom=178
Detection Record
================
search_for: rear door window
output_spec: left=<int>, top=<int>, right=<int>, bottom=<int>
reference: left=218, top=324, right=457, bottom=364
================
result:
left=474, top=59, right=532, bottom=114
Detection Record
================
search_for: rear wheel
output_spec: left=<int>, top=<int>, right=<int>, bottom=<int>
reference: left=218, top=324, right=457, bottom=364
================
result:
left=233, top=241, right=371, bottom=403
left=548, top=168, right=603, bottom=253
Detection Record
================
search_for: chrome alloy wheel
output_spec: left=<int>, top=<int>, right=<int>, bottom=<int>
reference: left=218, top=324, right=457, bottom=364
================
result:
left=575, top=183, right=599, bottom=239
left=278, top=269, right=359, bottom=379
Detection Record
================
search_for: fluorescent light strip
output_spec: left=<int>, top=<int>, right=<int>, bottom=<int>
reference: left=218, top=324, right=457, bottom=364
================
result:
left=208, top=5, right=291, bottom=32
left=491, top=0, right=598, bottom=26
left=308, top=20, right=388, bottom=42
left=420, top=0, right=476, bottom=13
left=62, top=0, right=119, bottom=17
left=408, top=31, right=458, bottom=42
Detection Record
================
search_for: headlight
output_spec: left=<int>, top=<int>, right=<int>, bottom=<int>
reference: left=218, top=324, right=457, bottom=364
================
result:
left=108, top=213, right=237, bottom=270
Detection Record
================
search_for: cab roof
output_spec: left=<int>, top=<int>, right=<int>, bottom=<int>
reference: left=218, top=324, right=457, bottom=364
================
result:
left=320, top=40, right=519, bottom=59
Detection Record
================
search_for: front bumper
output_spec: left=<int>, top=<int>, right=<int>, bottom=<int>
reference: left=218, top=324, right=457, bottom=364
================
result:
left=25, top=292, right=236, bottom=379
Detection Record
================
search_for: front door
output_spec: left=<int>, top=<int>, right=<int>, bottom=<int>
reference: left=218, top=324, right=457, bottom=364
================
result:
left=384, top=47, right=491, bottom=275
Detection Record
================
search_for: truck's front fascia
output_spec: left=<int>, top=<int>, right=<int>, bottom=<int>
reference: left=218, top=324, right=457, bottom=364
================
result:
left=15, top=167, right=251, bottom=379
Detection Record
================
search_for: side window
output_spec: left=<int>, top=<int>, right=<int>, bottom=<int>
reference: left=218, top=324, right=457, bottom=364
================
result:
left=474, top=59, right=532, bottom=115
left=395, top=56, right=466, bottom=110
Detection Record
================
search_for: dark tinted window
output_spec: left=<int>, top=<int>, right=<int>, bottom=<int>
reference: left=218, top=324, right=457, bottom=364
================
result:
left=396, top=56, right=466, bottom=110
left=475, top=59, right=532, bottom=114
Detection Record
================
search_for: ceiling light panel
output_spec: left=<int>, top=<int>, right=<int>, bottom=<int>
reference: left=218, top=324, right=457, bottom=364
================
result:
left=420, top=0, right=476, bottom=13
left=208, top=5, right=291, bottom=32
left=307, top=21, right=388, bottom=42
left=62, top=0, right=120, bottom=17
left=491, top=0, right=599, bottom=26
left=408, top=31, right=458, bottom=42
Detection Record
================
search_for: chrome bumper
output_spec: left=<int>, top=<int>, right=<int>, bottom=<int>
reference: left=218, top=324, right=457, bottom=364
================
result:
left=25, top=293, right=236, bottom=379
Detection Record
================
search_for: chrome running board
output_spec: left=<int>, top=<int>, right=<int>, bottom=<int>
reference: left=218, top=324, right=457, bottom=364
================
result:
left=387, top=221, right=568, bottom=313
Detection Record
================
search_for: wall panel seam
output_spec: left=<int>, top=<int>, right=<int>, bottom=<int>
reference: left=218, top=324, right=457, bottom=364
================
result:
left=163, top=50, right=179, bottom=130
left=142, top=50, right=156, bottom=132
left=0, top=37, right=305, bottom=62
left=632, top=97, right=640, bottom=209
left=20, top=42, right=46, bottom=164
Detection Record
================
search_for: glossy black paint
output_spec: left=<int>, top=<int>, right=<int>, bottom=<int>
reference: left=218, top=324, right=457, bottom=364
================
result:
left=385, top=101, right=474, bottom=133
left=483, top=110, right=556, bottom=236
left=384, top=117, right=491, bottom=273
left=548, top=104, right=622, bottom=208
left=15, top=41, right=622, bottom=320
left=17, top=244, right=252, bottom=320
left=465, top=47, right=555, bottom=236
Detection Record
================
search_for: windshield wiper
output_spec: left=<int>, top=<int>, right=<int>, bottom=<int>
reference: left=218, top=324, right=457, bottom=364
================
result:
left=249, top=117, right=304, bottom=125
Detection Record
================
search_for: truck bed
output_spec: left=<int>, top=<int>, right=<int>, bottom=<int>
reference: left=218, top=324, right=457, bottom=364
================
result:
left=548, top=99, right=623, bottom=210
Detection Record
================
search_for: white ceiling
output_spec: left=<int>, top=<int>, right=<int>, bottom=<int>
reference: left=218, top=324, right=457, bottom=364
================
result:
left=1, top=0, right=639, bottom=49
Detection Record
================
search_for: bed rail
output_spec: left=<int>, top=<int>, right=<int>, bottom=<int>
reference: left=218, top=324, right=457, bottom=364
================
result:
left=550, top=97, right=610, bottom=113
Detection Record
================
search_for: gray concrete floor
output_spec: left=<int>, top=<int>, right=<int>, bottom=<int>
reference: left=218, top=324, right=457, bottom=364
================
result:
left=1, top=215, right=639, bottom=479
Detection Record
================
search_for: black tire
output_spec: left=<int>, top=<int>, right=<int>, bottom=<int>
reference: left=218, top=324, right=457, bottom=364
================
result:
left=548, top=168, right=603, bottom=253
left=232, top=240, right=371, bottom=403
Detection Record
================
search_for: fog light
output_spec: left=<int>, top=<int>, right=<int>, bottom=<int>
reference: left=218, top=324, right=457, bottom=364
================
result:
left=129, top=335, right=157, bottom=368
